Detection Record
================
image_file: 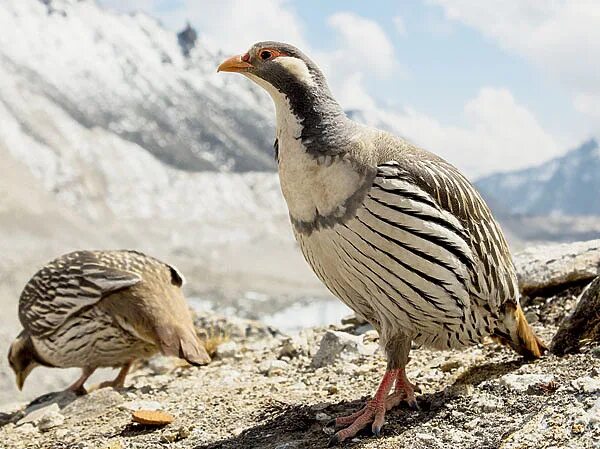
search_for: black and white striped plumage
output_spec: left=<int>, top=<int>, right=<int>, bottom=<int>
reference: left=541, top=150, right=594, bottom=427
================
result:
left=219, top=42, right=545, bottom=444
left=9, top=250, right=209, bottom=393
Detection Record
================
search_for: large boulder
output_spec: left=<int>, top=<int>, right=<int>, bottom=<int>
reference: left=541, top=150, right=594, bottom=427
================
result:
left=514, top=240, right=600, bottom=295
left=551, top=276, right=600, bottom=355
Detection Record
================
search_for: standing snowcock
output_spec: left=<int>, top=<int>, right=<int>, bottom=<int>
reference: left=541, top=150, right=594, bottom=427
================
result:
left=219, top=42, right=546, bottom=445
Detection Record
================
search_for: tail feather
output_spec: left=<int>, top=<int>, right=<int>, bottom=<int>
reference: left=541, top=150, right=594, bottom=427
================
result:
left=494, top=303, right=547, bottom=360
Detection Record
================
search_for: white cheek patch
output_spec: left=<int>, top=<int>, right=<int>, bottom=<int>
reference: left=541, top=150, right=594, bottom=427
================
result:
left=275, top=56, right=316, bottom=87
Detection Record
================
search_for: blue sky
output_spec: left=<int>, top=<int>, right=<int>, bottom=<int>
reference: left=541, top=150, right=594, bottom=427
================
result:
left=99, top=0, right=600, bottom=177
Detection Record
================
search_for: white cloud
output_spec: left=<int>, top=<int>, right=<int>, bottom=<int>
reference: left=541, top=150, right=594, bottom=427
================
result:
left=314, top=12, right=399, bottom=110
left=393, top=15, right=406, bottom=35
left=98, top=1, right=564, bottom=176
left=103, top=0, right=307, bottom=53
left=327, top=12, right=397, bottom=78
left=361, top=87, right=562, bottom=178
left=430, top=0, right=600, bottom=128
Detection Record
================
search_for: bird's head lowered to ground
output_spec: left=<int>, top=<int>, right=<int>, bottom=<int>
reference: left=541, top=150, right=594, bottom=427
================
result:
left=7, top=331, right=38, bottom=390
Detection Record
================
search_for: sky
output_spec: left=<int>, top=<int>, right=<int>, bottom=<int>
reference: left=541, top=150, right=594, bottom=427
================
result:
left=99, top=0, right=600, bottom=178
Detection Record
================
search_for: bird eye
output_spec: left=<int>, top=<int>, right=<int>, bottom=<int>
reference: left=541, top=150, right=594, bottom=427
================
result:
left=260, top=50, right=273, bottom=61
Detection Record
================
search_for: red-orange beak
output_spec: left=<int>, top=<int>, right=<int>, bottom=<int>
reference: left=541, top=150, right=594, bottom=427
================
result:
left=217, top=54, right=253, bottom=73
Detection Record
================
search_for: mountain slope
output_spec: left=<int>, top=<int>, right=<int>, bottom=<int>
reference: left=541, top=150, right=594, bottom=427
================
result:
left=0, top=0, right=275, bottom=172
left=476, top=139, right=600, bottom=216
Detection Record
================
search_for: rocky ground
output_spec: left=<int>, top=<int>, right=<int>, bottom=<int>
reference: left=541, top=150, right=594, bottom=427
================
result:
left=0, top=240, right=599, bottom=449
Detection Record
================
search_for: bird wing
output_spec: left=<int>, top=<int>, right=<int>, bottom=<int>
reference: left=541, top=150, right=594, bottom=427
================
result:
left=367, top=158, right=518, bottom=311
left=19, top=251, right=142, bottom=337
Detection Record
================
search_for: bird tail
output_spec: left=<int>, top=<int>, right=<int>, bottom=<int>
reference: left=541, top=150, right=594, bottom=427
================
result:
left=493, top=302, right=547, bottom=360
left=157, top=326, right=211, bottom=366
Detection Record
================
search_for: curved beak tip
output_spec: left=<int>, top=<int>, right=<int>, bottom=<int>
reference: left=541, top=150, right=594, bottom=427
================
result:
left=217, top=55, right=253, bottom=73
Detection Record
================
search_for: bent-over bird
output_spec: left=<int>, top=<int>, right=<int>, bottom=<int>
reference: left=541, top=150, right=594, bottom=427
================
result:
left=8, top=250, right=210, bottom=394
left=218, top=42, right=546, bottom=445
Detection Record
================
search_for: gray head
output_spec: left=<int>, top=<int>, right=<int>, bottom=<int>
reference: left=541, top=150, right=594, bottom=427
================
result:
left=218, top=41, right=350, bottom=154
left=7, top=331, right=38, bottom=390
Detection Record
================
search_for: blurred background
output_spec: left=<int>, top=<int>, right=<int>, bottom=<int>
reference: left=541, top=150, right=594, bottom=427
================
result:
left=0, top=0, right=598, bottom=402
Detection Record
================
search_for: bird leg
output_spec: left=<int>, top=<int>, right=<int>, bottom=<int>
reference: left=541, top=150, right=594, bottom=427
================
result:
left=328, top=368, right=399, bottom=446
left=328, top=335, right=416, bottom=446
left=97, top=361, right=132, bottom=390
left=67, top=366, right=96, bottom=395
left=383, top=368, right=420, bottom=411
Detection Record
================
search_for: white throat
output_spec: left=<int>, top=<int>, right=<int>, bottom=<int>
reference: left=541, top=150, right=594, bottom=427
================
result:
left=245, top=72, right=363, bottom=225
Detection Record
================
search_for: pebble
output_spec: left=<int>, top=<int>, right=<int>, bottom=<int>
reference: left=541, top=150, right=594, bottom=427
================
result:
left=571, top=376, right=600, bottom=393
left=499, top=373, right=555, bottom=392
left=132, top=410, right=174, bottom=426
left=311, top=330, right=376, bottom=368
left=440, top=360, right=462, bottom=372
left=471, top=393, right=505, bottom=412
left=216, top=341, right=239, bottom=358
left=147, top=356, right=179, bottom=374
left=17, top=403, right=60, bottom=426
left=315, top=412, right=331, bottom=421
left=37, top=411, right=64, bottom=431
left=120, top=400, right=163, bottom=412
left=160, top=426, right=190, bottom=442
left=258, top=359, right=289, bottom=376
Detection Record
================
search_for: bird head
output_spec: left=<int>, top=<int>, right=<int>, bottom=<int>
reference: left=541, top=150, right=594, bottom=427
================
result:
left=7, top=331, right=38, bottom=390
left=218, top=41, right=346, bottom=151
left=217, top=41, right=341, bottom=110
left=218, top=41, right=321, bottom=89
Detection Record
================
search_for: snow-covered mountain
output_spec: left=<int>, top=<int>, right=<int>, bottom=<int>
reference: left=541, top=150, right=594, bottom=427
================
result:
left=476, top=139, right=600, bottom=216
left=0, top=0, right=328, bottom=305
left=0, top=0, right=276, bottom=172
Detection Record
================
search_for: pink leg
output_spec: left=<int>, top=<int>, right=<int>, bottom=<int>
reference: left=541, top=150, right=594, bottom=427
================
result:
left=67, top=366, right=96, bottom=395
left=98, top=361, right=132, bottom=390
left=383, top=368, right=420, bottom=411
left=328, top=369, right=399, bottom=446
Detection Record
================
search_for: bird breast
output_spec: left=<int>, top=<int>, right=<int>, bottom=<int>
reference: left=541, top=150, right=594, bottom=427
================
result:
left=278, top=143, right=365, bottom=225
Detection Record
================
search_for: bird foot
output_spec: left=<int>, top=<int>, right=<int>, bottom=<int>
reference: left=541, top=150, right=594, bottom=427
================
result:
left=327, top=399, right=387, bottom=446
left=326, top=368, right=420, bottom=446
left=66, top=384, right=88, bottom=396
left=96, top=379, right=125, bottom=390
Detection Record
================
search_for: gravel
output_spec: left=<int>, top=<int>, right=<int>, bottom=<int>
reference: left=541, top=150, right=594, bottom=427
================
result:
left=0, top=241, right=599, bottom=448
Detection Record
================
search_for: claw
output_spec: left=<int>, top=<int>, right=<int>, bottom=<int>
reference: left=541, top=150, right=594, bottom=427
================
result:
left=407, top=398, right=420, bottom=410
left=327, top=434, right=340, bottom=447
left=325, top=419, right=337, bottom=429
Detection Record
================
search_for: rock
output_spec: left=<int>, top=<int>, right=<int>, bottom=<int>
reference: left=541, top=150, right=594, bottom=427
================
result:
left=15, top=423, right=37, bottom=435
left=311, top=330, right=376, bottom=368
left=17, top=403, right=60, bottom=426
left=471, top=393, right=504, bottom=412
left=499, top=373, right=555, bottom=392
left=37, top=411, right=64, bottom=431
left=258, top=359, right=288, bottom=376
left=315, top=412, right=331, bottom=422
left=440, top=360, right=462, bottom=372
left=571, top=376, right=600, bottom=393
left=216, top=341, right=239, bottom=358
left=514, top=240, right=600, bottom=295
left=147, top=356, right=180, bottom=374
left=103, top=440, right=125, bottom=449
left=341, top=314, right=369, bottom=326
left=160, top=426, right=190, bottom=442
left=551, top=276, right=600, bottom=355
left=587, top=398, right=600, bottom=424
left=132, top=410, right=174, bottom=426
left=120, top=400, right=163, bottom=412
left=277, top=337, right=299, bottom=359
